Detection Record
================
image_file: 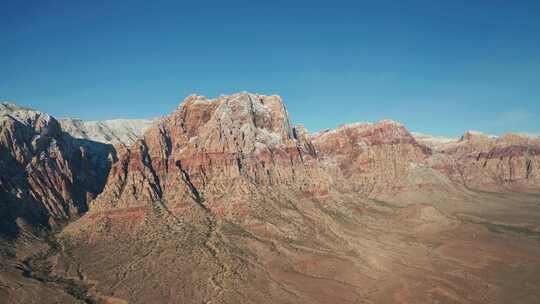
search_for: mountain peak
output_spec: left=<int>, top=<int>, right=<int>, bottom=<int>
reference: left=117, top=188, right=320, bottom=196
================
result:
left=460, top=130, right=497, bottom=142
left=1, top=101, right=61, bottom=138
left=171, top=92, right=293, bottom=147
left=1, top=101, right=36, bottom=114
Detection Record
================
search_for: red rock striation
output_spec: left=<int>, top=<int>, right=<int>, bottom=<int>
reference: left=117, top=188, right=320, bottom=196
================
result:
left=92, top=93, right=540, bottom=218
left=427, top=131, right=540, bottom=190
left=0, top=103, right=113, bottom=237
left=3, top=96, right=539, bottom=236
left=310, top=120, right=431, bottom=195
left=91, top=93, right=323, bottom=216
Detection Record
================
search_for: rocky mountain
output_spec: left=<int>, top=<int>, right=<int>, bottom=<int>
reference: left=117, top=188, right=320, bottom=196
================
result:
left=311, top=120, right=431, bottom=195
left=59, top=117, right=154, bottom=145
left=0, top=102, right=114, bottom=237
left=411, top=132, right=457, bottom=150
left=1, top=95, right=540, bottom=304
left=89, top=93, right=321, bottom=213
left=431, top=131, right=539, bottom=191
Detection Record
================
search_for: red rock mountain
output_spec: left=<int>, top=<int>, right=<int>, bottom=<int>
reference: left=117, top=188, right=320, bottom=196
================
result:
left=0, top=102, right=113, bottom=237
left=1, top=95, right=540, bottom=304
left=310, top=120, right=431, bottom=195
left=91, top=93, right=318, bottom=213
left=90, top=93, right=437, bottom=216
left=425, top=131, right=540, bottom=191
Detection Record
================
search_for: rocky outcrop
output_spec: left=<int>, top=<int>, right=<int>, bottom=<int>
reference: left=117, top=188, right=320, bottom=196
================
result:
left=426, top=131, right=540, bottom=190
left=91, top=93, right=323, bottom=215
left=0, top=103, right=114, bottom=237
left=311, top=120, right=431, bottom=195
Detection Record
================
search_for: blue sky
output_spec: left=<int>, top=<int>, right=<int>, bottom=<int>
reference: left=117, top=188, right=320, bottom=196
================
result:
left=1, top=0, right=539, bottom=137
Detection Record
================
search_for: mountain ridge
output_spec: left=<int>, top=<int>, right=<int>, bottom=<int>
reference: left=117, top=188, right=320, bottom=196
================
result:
left=1, top=93, right=540, bottom=304
left=5, top=99, right=538, bottom=147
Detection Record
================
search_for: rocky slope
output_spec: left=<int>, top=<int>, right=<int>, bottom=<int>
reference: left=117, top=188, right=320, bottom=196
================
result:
left=418, top=131, right=540, bottom=191
left=90, top=93, right=322, bottom=213
left=0, top=102, right=113, bottom=237
left=311, top=120, right=431, bottom=196
left=60, top=117, right=153, bottom=145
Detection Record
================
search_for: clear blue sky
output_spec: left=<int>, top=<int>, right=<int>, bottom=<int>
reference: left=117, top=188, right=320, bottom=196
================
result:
left=1, top=0, right=539, bottom=137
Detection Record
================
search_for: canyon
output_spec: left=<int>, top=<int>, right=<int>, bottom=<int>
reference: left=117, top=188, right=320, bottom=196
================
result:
left=1, top=94, right=539, bottom=304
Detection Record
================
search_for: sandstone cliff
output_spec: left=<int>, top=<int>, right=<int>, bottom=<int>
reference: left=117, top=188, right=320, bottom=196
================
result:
left=425, top=131, right=540, bottom=190
left=311, top=120, right=431, bottom=196
left=0, top=102, right=113, bottom=237
left=90, top=93, right=323, bottom=216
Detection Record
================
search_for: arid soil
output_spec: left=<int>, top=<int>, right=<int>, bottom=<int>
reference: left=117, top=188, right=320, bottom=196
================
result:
left=3, top=189, right=539, bottom=304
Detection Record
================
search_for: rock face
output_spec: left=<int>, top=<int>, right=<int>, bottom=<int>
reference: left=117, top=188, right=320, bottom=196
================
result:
left=311, top=120, right=431, bottom=195
left=78, top=93, right=540, bottom=216
left=420, top=131, right=540, bottom=190
left=60, top=117, right=153, bottom=145
left=0, top=102, right=113, bottom=237
left=92, top=93, right=321, bottom=214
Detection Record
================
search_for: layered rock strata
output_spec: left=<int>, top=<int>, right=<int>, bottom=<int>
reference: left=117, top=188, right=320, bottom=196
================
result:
left=0, top=102, right=113, bottom=237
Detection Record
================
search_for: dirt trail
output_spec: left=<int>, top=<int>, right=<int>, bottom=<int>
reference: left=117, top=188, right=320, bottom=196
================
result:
left=20, top=233, right=101, bottom=304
